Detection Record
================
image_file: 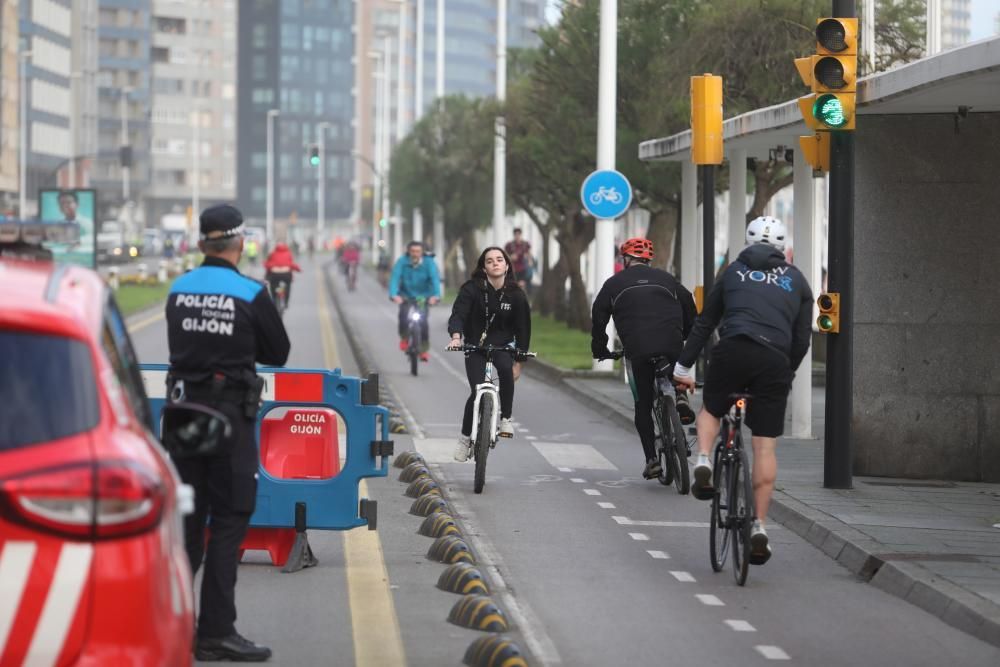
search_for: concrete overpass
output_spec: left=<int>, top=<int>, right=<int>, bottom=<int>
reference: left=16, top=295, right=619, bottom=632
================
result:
left=639, top=37, right=1000, bottom=482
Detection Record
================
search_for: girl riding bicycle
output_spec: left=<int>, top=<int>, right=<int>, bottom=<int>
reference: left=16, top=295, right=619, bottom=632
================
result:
left=447, top=247, right=531, bottom=462
left=264, top=242, right=302, bottom=305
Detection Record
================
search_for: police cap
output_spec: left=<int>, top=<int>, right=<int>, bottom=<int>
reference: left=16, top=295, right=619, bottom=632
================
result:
left=199, top=204, right=245, bottom=240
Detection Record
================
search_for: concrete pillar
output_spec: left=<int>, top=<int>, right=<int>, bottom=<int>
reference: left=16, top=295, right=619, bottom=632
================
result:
left=108, top=266, right=120, bottom=290
left=727, top=149, right=747, bottom=261
left=157, top=260, right=168, bottom=284
left=681, top=161, right=698, bottom=290
left=790, top=149, right=815, bottom=439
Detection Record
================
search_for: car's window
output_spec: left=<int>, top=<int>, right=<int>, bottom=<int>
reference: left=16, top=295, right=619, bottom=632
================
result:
left=102, top=297, right=154, bottom=430
left=0, top=331, right=100, bottom=451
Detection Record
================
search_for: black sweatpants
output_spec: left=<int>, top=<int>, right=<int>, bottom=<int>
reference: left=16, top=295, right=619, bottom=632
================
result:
left=173, top=400, right=257, bottom=640
left=627, top=356, right=659, bottom=461
left=461, top=351, right=514, bottom=436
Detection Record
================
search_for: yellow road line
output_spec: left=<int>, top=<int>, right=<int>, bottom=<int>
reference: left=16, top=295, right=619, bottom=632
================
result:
left=317, top=269, right=407, bottom=667
left=127, top=310, right=164, bottom=334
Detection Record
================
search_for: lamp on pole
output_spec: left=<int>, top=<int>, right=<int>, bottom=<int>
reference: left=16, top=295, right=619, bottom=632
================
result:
left=266, top=108, right=280, bottom=244
left=316, top=121, right=331, bottom=237
left=18, top=50, right=32, bottom=217
left=493, top=0, right=507, bottom=247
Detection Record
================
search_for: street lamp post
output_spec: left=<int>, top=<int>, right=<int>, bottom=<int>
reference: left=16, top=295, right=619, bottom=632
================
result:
left=19, top=50, right=32, bottom=217
left=433, top=0, right=445, bottom=277
left=317, top=121, right=331, bottom=237
left=493, top=0, right=507, bottom=247
left=369, top=51, right=384, bottom=255
left=69, top=71, right=82, bottom=187
left=266, top=108, right=280, bottom=244
left=120, top=87, right=134, bottom=240
left=192, top=108, right=201, bottom=226
left=381, top=35, right=393, bottom=256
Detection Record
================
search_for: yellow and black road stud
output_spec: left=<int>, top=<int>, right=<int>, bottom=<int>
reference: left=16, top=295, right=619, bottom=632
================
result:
left=427, top=535, right=475, bottom=564
left=405, top=477, right=441, bottom=498
left=418, top=511, right=461, bottom=539
left=463, top=635, right=528, bottom=667
left=437, top=562, right=489, bottom=596
left=410, top=493, right=450, bottom=517
left=448, top=595, right=509, bottom=632
left=394, top=450, right=425, bottom=469
left=399, top=461, right=431, bottom=483
left=390, top=419, right=408, bottom=434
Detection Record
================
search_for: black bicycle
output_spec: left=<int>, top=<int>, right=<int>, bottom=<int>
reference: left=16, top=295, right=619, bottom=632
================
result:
left=448, top=344, right=535, bottom=494
left=613, top=352, right=690, bottom=494
left=402, top=298, right=427, bottom=376
left=708, top=394, right=756, bottom=586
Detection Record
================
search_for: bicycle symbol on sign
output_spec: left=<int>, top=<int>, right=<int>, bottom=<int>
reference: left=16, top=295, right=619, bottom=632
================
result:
left=589, top=186, right=623, bottom=206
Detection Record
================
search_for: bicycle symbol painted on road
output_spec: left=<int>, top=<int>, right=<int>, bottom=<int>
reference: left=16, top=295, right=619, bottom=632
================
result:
left=588, top=186, right=623, bottom=206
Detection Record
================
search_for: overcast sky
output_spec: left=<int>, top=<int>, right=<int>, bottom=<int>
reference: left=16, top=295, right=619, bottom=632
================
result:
left=544, top=1, right=998, bottom=41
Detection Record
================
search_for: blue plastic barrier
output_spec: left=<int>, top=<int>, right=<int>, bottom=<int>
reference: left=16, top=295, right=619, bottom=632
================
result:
left=141, top=364, right=392, bottom=532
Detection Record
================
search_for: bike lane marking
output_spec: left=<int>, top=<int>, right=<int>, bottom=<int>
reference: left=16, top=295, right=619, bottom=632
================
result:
left=755, top=645, right=791, bottom=660
left=725, top=620, right=756, bottom=632
left=320, top=269, right=407, bottom=667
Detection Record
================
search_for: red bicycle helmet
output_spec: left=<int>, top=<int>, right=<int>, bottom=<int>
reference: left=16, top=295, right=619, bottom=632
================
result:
left=620, top=237, right=654, bottom=260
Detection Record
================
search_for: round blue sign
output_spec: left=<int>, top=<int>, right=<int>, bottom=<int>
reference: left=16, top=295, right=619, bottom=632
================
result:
left=581, top=169, right=633, bottom=220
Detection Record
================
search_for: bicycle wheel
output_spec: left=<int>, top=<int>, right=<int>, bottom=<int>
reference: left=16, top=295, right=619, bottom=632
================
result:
left=709, top=444, right=731, bottom=572
left=731, top=446, right=752, bottom=586
left=653, top=400, right=673, bottom=486
left=473, top=394, right=493, bottom=494
left=408, top=325, right=420, bottom=376
left=665, top=400, right=690, bottom=495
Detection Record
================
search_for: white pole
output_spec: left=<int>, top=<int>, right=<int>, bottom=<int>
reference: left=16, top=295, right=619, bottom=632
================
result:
left=19, top=51, right=31, bottom=217
left=317, top=122, right=329, bottom=236
left=413, top=0, right=425, bottom=243
left=397, top=1, right=408, bottom=142
left=120, top=88, right=132, bottom=239
left=192, top=110, right=200, bottom=223
left=681, top=161, right=698, bottom=289
left=492, top=0, right=507, bottom=248
left=862, top=0, right=875, bottom=72
left=926, top=0, right=941, bottom=56
left=593, top=0, right=617, bottom=371
left=371, top=62, right=383, bottom=256
left=434, top=0, right=445, bottom=277
left=727, top=148, right=747, bottom=262
left=266, top=108, right=279, bottom=244
left=382, top=38, right=393, bottom=250
left=69, top=72, right=79, bottom=187
left=790, top=148, right=815, bottom=438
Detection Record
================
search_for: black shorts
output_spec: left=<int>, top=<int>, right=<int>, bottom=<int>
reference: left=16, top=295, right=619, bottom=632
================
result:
left=702, top=336, right=793, bottom=438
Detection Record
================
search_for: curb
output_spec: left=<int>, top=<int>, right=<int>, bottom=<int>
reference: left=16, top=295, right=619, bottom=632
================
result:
left=531, top=360, right=1000, bottom=650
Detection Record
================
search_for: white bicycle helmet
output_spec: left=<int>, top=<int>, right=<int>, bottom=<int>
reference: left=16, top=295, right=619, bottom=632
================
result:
left=745, top=216, right=787, bottom=251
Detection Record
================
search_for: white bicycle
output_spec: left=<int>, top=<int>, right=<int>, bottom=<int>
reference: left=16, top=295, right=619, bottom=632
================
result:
left=589, top=186, right=623, bottom=206
left=449, top=344, right=536, bottom=494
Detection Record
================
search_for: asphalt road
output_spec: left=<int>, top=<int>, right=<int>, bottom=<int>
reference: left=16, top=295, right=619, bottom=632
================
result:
left=126, top=256, right=1000, bottom=666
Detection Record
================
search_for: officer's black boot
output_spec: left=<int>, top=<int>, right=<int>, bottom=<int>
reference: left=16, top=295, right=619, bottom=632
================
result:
left=195, top=632, right=272, bottom=662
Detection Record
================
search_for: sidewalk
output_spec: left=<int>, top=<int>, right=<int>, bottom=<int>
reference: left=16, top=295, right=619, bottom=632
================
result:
left=524, top=360, right=1000, bottom=649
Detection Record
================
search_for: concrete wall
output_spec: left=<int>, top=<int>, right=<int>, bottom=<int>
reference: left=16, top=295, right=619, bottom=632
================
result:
left=854, top=112, right=1000, bottom=482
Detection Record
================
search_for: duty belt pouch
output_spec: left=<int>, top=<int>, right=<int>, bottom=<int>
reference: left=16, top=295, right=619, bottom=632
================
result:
left=160, top=402, right=232, bottom=459
left=244, top=375, right=265, bottom=419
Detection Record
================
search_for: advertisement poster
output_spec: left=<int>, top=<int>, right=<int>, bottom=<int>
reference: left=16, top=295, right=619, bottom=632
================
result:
left=37, top=188, right=97, bottom=268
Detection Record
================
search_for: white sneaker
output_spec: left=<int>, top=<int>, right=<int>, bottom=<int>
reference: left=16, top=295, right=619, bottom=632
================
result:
left=453, top=435, right=472, bottom=462
left=750, top=520, right=772, bottom=565
left=692, top=453, right=714, bottom=500
left=498, top=418, right=514, bottom=439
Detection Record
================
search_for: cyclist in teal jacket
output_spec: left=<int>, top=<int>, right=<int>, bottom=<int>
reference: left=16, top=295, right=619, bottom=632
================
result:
left=389, top=241, right=441, bottom=360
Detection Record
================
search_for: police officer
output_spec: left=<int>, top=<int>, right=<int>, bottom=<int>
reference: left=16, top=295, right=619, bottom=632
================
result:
left=166, top=204, right=289, bottom=662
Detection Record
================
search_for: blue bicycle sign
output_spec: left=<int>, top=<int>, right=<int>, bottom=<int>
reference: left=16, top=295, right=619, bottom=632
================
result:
left=581, top=170, right=633, bottom=219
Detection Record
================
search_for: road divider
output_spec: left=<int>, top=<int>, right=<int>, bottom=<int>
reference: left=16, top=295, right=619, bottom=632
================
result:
left=427, top=535, right=475, bottom=564
left=410, top=494, right=450, bottom=517
left=399, top=462, right=432, bottom=483
left=463, top=636, right=529, bottom=667
left=395, top=451, right=426, bottom=469
left=418, top=512, right=461, bottom=538
left=448, top=595, right=509, bottom=632
left=437, top=563, right=490, bottom=596
left=406, top=477, right=441, bottom=498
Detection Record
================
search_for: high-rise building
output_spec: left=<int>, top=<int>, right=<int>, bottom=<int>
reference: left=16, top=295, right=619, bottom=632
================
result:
left=237, top=0, right=355, bottom=235
left=0, top=0, right=19, bottom=210
left=147, top=0, right=236, bottom=227
left=941, top=0, right=971, bottom=50
left=94, top=0, right=152, bottom=226
left=18, top=0, right=94, bottom=216
left=354, top=1, right=547, bottom=227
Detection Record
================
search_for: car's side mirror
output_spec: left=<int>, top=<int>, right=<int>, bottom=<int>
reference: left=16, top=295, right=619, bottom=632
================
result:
left=160, top=403, right=232, bottom=459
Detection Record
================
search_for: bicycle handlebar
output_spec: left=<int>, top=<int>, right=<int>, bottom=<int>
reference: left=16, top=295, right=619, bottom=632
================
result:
left=447, top=344, right=536, bottom=358
left=594, top=350, right=623, bottom=361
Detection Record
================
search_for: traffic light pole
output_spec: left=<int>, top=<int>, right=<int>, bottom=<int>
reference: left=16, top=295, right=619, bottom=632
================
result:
left=701, top=164, right=715, bottom=312
left=824, top=0, right=855, bottom=489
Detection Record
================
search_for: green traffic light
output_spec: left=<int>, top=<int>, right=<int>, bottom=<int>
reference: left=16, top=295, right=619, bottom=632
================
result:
left=379, top=218, right=387, bottom=228
left=813, top=94, right=847, bottom=129
left=310, top=155, right=321, bottom=167
left=818, top=314, right=834, bottom=331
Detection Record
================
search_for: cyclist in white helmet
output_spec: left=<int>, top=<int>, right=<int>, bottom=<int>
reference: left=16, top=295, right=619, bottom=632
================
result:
left=673, top=215, right=813, bottom=566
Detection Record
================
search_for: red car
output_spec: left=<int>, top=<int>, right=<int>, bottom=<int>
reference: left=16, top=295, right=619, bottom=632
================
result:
left=0, top=258, right=193, bottom=666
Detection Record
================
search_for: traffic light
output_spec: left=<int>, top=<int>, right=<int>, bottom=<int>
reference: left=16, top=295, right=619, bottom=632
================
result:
left=816, top=292, right=841, bottom=334
left=799, top=131, right=831, bottom=172
left=690, top=74, right=723, bottom=165
left=795, top=18, right=858, bottom=131
left=379, top=217, right=387, bottom=228
left=309, top=145, right=320, bottom=167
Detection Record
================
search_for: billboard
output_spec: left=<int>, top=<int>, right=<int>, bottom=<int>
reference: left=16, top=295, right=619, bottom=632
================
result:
left=37, top=188, right=98, bottom=268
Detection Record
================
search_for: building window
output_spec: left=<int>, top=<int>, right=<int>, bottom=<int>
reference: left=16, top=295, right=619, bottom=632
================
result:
left=151, top=46, right=169, bottom=63
left=155, top=16, right=186, bottom=34
left=251, top=87, right=274, bottom=104
left=252, top=186, right=266, bottom=202
left=253, top=25, right=268, bottom=49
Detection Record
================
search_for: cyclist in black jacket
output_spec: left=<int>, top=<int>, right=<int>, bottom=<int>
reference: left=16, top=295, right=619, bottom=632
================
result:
left=591, top=238, right=697, bottom=480
left=673, top=216, right=813, bottom=565
left=447, top=247, right=531, bottom=462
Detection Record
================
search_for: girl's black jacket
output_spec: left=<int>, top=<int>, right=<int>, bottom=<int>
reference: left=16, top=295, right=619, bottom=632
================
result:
left=447, top=279, right=532, bottom=353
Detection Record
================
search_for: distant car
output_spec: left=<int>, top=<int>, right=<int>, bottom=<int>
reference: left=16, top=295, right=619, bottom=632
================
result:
left=0, top=257, right=194, bottom=666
